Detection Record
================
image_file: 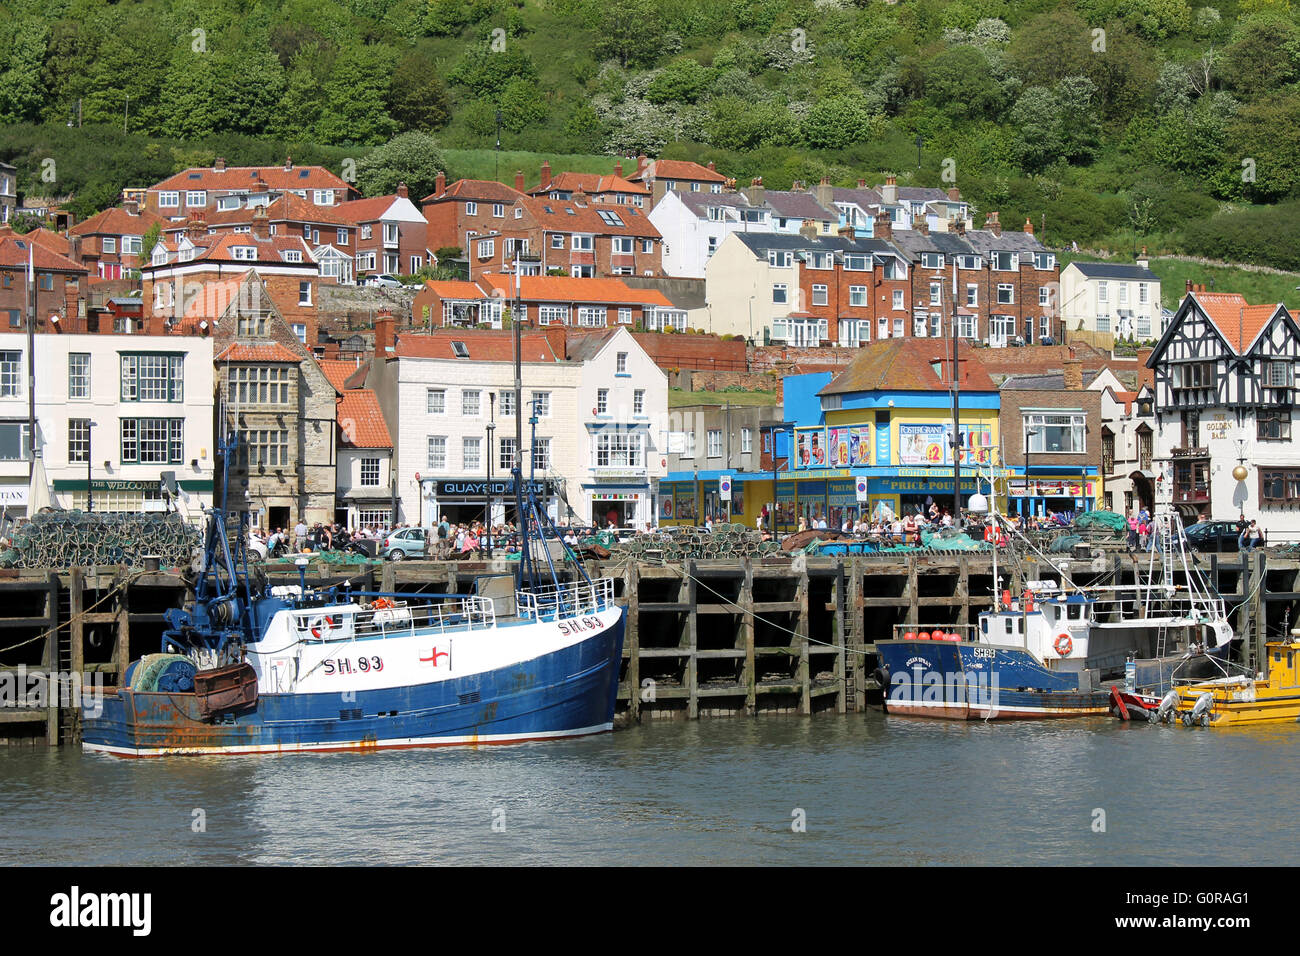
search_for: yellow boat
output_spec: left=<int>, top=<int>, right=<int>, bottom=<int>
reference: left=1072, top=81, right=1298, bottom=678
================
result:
left=1170, top=638, right=1300, bottom=727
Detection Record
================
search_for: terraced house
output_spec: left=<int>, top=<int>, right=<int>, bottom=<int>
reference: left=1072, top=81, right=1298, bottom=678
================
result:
left=143, top=157, right=357, bottom=218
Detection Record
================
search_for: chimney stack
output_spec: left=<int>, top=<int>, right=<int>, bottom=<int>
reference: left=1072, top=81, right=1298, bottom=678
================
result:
left=397, top=181, right=408, bottom=199
left=435, top=170, right=446, bottom=197
left=375, top=309, right=396, bottom=355
left=838, top=225, right=856, bottom=241
left=857, top=179, right=867, bottom=189
left=792, top=180, right=805, bottom=191
left=614, top=161, right=623, bottom=178
left=252, top=176, right=269, bottom=194
left=283, top=154, right=292, bottom=172
left=1186, top=278, right=1194, bottom=292
left=540, top=161, right=552, bottom=190
left=67, top=234, right=82, bottom=264
left=251, top=205, right=269, bottom=240
left=637, top=154, right=648, bottom=174
left=1023, top=217, right=1034, bottom=235
left=215, top=157, right=226, bottom=172
left=799, top=220, right=818, bottom=239
left=814, top=176, right=833, bottom=211
left=947, top=187, right=960, bottom=201
left=1064, top=358, right=1083, bottom=390
left=915, top=217, right=929, bottom=236
left=985, top=210, right=1001, bottom=237
left=881, top=174, right=898, bottom=205
left=1137, top=246, right=1149, bottom=270
left=873, top=215, right=892, bottom=242
left=514, top=170, right=525, bottom=192
left=744, top=177, right=765, bottom=207
left=707, top=161, right=716, bottom=172
left=124, top=198, right=139, bottom=217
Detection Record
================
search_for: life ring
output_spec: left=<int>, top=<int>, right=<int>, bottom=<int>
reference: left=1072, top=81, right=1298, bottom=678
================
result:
left=1054, top=633, right=1073, bottom=657
left=309, top=615, right=339, bottom=639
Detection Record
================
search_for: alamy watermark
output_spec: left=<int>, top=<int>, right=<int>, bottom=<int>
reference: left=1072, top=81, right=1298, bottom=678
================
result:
left=0, top=666, right=104, bottom=718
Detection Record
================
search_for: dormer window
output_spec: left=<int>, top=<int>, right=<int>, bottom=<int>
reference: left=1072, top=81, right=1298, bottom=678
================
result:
left=282, top=250, right=302, bottom=262
left=231, top=246, right=257, bottom=260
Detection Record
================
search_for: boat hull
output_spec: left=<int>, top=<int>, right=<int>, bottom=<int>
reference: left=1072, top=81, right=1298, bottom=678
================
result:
left=875, top=639, right=1110, bottom=720
left=83, top=612, right=625, bottom=757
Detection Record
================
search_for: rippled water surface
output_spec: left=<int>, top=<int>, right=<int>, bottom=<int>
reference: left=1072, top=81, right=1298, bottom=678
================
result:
left=2, top=714, right=1297, bottom=865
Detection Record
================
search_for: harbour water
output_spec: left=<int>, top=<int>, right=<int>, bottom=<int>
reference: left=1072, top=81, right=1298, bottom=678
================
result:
left=3, top=713, right=1297, bottom=866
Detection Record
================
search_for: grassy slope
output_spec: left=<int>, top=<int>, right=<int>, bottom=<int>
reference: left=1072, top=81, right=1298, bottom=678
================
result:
left=669, top=389, right=778, bottom=408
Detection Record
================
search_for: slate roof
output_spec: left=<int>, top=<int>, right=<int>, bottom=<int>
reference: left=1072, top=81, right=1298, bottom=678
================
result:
left=763, top=191, right=835, bottom=221
left=1068, top=261, right=1159, bottom=281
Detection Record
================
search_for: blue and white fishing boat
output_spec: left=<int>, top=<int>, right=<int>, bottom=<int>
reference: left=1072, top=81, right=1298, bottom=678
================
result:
left=84, top=329, right=624, bottom=757
left=874, top=511, right=1235, bottom=720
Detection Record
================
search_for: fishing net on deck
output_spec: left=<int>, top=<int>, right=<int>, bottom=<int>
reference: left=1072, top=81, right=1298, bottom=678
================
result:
left=1072, top=510, right=1126, bottom=532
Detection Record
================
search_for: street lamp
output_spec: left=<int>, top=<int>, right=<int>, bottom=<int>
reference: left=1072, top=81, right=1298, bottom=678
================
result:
left=86, top=421, right=97, bottom=513
left=486, top=415, right=496, bottom=557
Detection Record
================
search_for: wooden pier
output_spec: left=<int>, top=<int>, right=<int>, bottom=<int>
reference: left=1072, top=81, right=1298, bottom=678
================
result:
left=0, top=548, right=1291, bottom=746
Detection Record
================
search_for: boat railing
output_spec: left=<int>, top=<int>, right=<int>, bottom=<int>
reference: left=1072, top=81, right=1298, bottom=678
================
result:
left=516, top=577, right=615, bottom=622
left=293, top=596, right=497, bottom=643
left=891, top=623, right=977, bottom=643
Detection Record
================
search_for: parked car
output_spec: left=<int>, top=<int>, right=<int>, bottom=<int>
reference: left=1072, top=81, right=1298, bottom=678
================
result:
left=1183, top=520, right=1241, bottom=553
left=379, top=527, right=428, bottom=560
left=366, top=274, right=403, bottom=289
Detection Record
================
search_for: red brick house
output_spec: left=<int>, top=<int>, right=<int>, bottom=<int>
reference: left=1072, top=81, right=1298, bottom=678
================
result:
left=523, top=161, right=650, bottom=207
left=0, top=235, right=89, bottom=328
left=144, top=157, right=357, bottom=218
left=335, top=183, right=429, bottom=279
left=142, top=207, right=328, bottom=345
left=69, top=201, right=167, bottom=279
left=423, top=173, right=664, bottom=280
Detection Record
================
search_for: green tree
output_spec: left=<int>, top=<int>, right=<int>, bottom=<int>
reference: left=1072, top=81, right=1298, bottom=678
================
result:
left=449, top=44, right=537, bottom=97
left=315, top=45, right=400, bottom=146
left=1220, top=13, right=1300, bottom=95
left=922, top=45, right=1006, bottom=121
left=595, top=0, right=664, bottom=68
left=389, top=48, right=451, bottom=130
left=0, top=17, right=51, bottom=124
left=355, top=131, right=448, bottom=199
left=138, top=222, right=162, bottom=263
left=645, top=58, right=711, bottom=104
left=1225, top=91, right=1300, bottom=202
left=802, top=94, right=874, bottom=149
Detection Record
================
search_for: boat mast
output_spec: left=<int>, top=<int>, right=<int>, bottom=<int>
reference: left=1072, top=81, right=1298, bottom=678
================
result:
left=511, top=256, right=531, bottom=588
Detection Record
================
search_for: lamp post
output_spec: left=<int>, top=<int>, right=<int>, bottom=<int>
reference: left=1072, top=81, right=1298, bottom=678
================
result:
left=485, top=413, right=495, bottom=557
left=86, top=421, right=97, bottom=513
left=1024, top=428, right=1038, bottom=520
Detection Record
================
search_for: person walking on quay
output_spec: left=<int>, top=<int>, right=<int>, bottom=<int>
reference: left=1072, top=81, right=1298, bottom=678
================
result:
left=294, top=518, right=308, bottom=551
left=1126, top=509, right=1139, bottom=550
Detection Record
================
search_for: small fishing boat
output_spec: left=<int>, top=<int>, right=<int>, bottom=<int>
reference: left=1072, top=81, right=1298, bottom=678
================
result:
left=874, top=511, right=1236, bottom=721
left=1155, top=636, right=1300, bottom=728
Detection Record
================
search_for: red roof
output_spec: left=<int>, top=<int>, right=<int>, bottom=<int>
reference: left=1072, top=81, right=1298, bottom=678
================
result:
left=0, top=236, right=87, bottom=273
left=334, top=194, right=403, bottom=224
left=337, top=390, right=392, bottom=448
left=523, top=196, right=661, bottom=238
left=820, top=339, right=996, bottom=394
left=421, top=279, right=486, bottom=299
left=318, top=358, right=369, bottom=392
left=70, top=206, right=166, bottom=237
left=1193, top=292, right=1281, bottom=352
left=423, top=179, right=527, bottom=204
left=0, top=226, right=72, bottom=258
left=529, top=172, right=649, bottom=197
left=150, top=163, right=352, bottom=195
left=394, top=330, right=561, bottom=362
left=630, top=159, right=727, bottom=184
left=215, top=342, right=302, bottom=363
left=478, top=273, right=670, bottom=305
left=198, top=193, right=350, bottom=229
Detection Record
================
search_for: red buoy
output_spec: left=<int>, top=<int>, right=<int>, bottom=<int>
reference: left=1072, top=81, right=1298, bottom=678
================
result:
left=903, top=631, right=916, bottom=641
left=918, top=631, right=931, bottom=641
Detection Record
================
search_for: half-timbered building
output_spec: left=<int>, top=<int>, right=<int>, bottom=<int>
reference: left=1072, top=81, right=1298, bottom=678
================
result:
left=1146, top=289, right=1300, bottom=536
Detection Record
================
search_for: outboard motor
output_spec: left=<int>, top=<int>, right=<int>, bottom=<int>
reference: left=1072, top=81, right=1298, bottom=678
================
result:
left=1152, top=690, right=1178, bottom=724
left=1184, top=691, right=1214, bottom=727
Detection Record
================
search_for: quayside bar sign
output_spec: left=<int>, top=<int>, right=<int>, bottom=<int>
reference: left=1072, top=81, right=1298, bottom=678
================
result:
left=434, top=479, right=550, bottom=497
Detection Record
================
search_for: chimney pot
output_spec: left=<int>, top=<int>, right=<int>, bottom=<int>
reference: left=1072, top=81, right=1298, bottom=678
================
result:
left=397, top=181, right=408, bottom=199
left=215, top=157, right=226, bottom=172
left=436, top=170, right=446, bottom=197
left=857, top=179, right=867, bottom=189
left=707, top=161, right=716, bottom=171
left=1023, top=217, right=1034, bottom=235
left=540, top=161, right=552, bottom=190
left=284, top=154, right=292, bottom=171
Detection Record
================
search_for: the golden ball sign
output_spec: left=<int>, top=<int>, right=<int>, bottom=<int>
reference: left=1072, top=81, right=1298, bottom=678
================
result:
left=1232, top=464, right=1249, bottom=481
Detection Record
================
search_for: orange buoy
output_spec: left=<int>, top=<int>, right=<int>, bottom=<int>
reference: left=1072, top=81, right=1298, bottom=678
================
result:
left=903, top=631, right=916, bottom=641
left=918, top=631, right=931, bottom=641
left=1054, top=633, right=1073, bottom=656
left=931, top=630, right=945, bottom=641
